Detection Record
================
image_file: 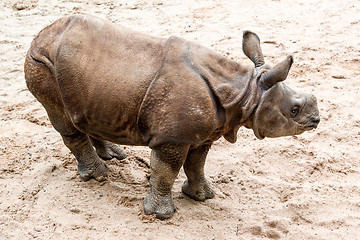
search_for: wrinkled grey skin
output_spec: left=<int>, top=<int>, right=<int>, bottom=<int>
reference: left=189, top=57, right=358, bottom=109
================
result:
left=24, top=15, right=319, bottom=219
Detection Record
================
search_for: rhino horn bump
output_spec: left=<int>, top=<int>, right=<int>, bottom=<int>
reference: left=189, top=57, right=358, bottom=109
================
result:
left=261, top=55, right=293, bottom=89
left=242, top=31, right=265, bottom=68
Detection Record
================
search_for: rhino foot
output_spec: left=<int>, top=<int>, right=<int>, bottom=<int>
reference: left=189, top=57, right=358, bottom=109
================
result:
left=93, top=140, right=127, bottom=161
left=182, top=179, right=215, bottom=201
left=78, top=160, right=108, bottom=182
left=143, top=193, right=175, bottom=220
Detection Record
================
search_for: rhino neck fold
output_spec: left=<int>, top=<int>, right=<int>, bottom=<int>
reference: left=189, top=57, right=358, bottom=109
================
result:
left=237, top=68, right=266, bottom=140
left=188, top=44, right=263, bottom=143
left=221, top=69, right=263, bottom=143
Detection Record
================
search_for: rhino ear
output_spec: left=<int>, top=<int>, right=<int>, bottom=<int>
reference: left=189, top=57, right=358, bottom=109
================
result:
left=261, top=56, right=293, bottom=89
left=242, top=31, right=265, bottom=67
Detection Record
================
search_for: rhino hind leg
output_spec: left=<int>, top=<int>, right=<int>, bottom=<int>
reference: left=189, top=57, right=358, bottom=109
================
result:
left=182, top=144, right=215, bottom=201
left=25, top=53, right=108, bottom=181
left=144, top=143, right=189, bottom=219
left=44, top=110, right=108, bottom=181
left=61, top=131, right=109, bottom=181
left=90, top=137, right=127, bottom=161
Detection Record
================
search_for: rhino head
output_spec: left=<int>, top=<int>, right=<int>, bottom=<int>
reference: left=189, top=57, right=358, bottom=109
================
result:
left=242, top=31, right=320, bottom=139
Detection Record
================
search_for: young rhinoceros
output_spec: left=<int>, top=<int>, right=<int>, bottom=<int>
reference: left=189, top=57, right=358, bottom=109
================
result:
left=24, top=15, right=319, bottom=219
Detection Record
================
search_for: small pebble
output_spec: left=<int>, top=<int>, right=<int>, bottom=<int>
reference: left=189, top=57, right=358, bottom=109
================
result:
left=99, top=193, right=103, bottom=197
left=332, top=75, right=345, bottom=79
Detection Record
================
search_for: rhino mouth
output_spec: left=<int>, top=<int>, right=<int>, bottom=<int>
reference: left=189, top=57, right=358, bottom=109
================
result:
left=304, top=124, right=317, bottom=131
left=297, top=113, right=320, bottom=133
left=299, top=122, right=318, bottom=133
left=292, top=122, right=315, bottom=136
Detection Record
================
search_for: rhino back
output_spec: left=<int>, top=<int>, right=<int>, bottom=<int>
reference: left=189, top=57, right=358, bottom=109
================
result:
left=51, top=15, right=167, bottom=144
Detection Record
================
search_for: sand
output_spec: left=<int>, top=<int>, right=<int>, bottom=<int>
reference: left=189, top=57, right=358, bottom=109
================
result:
left=1, top=0, right=360, bottom=239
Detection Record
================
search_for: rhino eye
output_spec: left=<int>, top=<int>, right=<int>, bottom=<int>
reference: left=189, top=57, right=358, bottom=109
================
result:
left=290, top=106, right=300, bottom=117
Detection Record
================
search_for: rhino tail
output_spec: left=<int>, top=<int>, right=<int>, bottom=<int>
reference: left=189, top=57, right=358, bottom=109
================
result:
left=24, top=16, right=78, bottom=104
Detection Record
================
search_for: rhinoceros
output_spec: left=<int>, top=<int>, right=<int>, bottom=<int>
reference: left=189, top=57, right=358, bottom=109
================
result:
left=24, top=15, right=319, bottom=219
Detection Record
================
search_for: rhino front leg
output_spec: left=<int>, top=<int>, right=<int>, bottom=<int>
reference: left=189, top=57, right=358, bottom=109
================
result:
left=144, top=143, right=189, bottom=219
left=182, top=144, right=215, bottom=201
left=90, top=137, right=127, bottom=160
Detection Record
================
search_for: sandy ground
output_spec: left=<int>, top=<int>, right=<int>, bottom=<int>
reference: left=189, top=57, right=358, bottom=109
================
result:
left=1, top=0, right=360, bottom=239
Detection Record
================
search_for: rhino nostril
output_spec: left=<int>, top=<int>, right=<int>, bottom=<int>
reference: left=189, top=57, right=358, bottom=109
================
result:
left=311, top=116, right=320, bottom=125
